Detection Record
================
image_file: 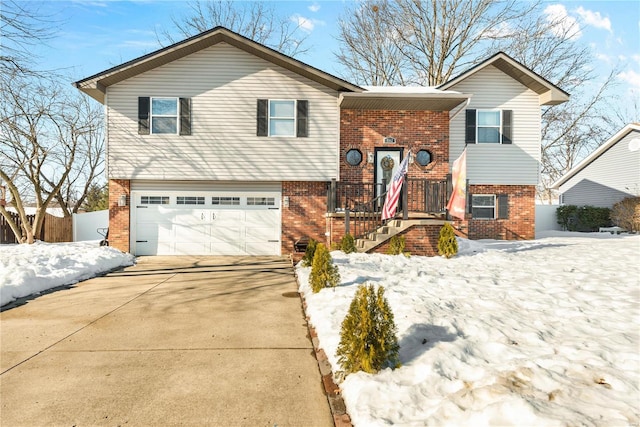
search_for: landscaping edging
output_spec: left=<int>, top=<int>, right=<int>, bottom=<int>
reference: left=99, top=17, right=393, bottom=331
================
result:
left=304, top=303, right=352, bottom=427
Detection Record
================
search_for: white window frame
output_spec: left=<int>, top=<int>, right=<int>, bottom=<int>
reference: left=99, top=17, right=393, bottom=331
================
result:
left=268, top=100, right=296, bottom=137
left=151, top=97, right=179, bottom=135
left=472, top=194, right=496, bottom=219
left=476, top=110, right=502, bottom=144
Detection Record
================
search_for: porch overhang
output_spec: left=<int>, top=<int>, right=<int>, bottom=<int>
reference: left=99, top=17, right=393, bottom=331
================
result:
left=338, top=92, right=471, bottom=111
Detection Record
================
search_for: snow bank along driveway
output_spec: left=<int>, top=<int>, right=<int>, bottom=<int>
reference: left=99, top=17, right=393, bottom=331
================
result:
left=0, top=241, right=135, bottom=307
left=297, top=232, right=640, bottom=426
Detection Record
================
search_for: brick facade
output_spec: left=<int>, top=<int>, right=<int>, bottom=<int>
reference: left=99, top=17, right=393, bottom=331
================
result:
left=340, top=109, right=450, bottom=184
left=108, top=179, right=130, bottom=252
left=282, top=181, right=329, bottom=255
left=456, top=184, right=536, bottom=240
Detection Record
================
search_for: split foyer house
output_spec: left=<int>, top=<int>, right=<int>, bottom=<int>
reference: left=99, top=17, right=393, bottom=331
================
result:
left=74, top=27, right=568, bottom=257
left=553, top=123, right=640, bottom=208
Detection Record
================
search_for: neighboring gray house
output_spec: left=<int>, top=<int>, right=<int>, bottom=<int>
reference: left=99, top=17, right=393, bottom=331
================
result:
left=553, top=123, right=640, bottom=208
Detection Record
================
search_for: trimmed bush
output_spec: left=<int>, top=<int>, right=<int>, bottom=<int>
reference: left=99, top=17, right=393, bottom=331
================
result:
left=337, top=283, right=400, bottom=375
left=340, top=233, right=357, bottom=254
left=309, top=243, right=340, bottom=293
left=437, top=222, right=458, bottom=258
left=301, top=238, right=317, bottom=267
left=611, top=196, right=640, bottom=232
left=557, top=205, right=611, bottom=231
left=386, top=235, right=406, bottom=255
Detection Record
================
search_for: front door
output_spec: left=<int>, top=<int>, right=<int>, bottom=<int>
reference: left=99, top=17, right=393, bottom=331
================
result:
left=375, top=148, right=403, bottom=197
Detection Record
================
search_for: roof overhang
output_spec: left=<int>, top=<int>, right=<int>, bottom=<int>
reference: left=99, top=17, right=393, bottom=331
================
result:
left=439, top=52, right=570, bottom=106
left=551, top=123, right=640, bottom=189
left=339, top=92, right=471, bottom=111
left=74, top=27, right=363, bottom=104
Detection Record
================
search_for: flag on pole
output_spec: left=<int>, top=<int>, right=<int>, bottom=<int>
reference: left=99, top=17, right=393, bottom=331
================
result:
left=446, top=148, right=467, bottom=220
left=381, top=153, right=410, bottom=221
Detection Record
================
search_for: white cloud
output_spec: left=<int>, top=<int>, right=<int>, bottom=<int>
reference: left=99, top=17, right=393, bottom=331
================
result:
left=543, top=4, right=581, bottom=40
left=575, top=6, right=612, bottom=32
left=308, top=3, right=321, bottom=13
left=618, top=69, right=640, bottom=90
left=290, top=14, right=325, bottom=32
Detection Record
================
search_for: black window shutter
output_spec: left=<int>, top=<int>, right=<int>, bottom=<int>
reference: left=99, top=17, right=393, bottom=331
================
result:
left=138, top=97, right=150, bottom=135
left=465, top=109, right=476, bottom=144
left=257, top=99, right=268, bottom=136
left=502, top=110, right=512, bottom=144
left=498, top=194, right=509, bottom=219
left=179, top=98, right=191, bottom=135
left=467, top=192, right=473, bottom=215
left=296, top=100, right=308, bottom=137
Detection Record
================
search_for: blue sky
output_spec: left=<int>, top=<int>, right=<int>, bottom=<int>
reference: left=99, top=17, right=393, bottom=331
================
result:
left=25, top=0, right=640, bottom=106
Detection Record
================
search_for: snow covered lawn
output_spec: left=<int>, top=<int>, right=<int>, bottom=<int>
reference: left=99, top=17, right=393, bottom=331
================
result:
left=0, top=241, right=135, bottom=307
left=297, top=232, right=640, bottom=426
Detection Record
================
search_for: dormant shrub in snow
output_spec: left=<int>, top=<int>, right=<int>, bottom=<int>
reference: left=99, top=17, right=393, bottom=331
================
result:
left=337, top=283, right=400, bottom=374
left=309, top=243, right=340, bottom=293
left=301, top=238, right=317, bottom=267
left=437, top=222, right=458, bottom=258
left=340, top=233, right=357, bottom=254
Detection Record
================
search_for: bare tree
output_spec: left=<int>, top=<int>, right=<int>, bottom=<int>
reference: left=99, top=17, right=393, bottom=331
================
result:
left=156, top=0, right=310, bottom=57
left=0, top=73, right=102, bottom=243
left=336, top=0, right=536, bottom=86
left=0, top=0, right=56, bottom=78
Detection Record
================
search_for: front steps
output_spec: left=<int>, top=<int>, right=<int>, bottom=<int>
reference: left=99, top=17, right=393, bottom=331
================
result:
left=355, top=219, right=446, bottom=253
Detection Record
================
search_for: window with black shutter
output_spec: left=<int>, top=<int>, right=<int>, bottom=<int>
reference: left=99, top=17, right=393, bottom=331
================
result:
left=465, top=109, right=513, bottom=144
left=257, top=99, right=308, bottom=137
left=138, top=97, right=191, bottom=135
left=138, top=97, right=150, bottom=135
left=497, top=194, right=509, bottom=219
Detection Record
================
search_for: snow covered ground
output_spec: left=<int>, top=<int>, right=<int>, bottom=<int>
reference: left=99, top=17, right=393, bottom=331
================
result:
left=297, top=231, right=640, bottom=426
left=0, top=241, right=135, bottom=307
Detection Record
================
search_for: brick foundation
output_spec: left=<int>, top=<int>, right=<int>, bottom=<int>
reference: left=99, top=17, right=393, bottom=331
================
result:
left=282, top=181, right=329, bottom=255
left=108, top=179, right=130, bottom=252
left=371, top=224, right=443, bottom=256
left=455, top=184, right=536, bottom=240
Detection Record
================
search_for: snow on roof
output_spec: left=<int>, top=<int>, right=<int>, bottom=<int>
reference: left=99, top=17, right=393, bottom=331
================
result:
left=362, top=85, right=460, bottom=94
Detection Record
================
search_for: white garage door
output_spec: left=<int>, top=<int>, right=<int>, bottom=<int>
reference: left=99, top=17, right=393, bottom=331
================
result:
left=132, top=191, right=281, bottom=256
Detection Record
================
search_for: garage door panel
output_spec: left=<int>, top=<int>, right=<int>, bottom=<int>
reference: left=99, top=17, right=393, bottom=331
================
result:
left=133, top=189, right=281, bottom=256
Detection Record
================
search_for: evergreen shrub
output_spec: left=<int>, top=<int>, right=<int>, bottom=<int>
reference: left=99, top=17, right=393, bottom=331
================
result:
left=340, top=233, right=357, bottom=254
left=386, top=235, right=405, bottom=255
left=336, top=283, right=400, bottom=374
left=556, top=205, right=611, bottom=231
left=301, top=238, right=317, bottom=267
left=309, top=243, right=340, bottom=293
left=437, top=222, right=458, bottom=258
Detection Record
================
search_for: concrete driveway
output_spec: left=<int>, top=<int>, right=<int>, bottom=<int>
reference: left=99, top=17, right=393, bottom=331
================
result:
left=0, top=256, right=333, bottom=427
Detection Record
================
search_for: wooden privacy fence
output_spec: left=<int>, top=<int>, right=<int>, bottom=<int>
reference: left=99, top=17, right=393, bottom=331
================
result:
left=0, top=211, right=72, bottom=244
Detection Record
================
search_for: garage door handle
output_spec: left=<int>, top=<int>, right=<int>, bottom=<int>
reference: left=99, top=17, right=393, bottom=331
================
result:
left=268, top=207, right=279, bottom=210
left=268, top=240, right=279, bottom=242
left=137, top=206, right=147, bottom=208
left=136, top=240, right=148, bottom=243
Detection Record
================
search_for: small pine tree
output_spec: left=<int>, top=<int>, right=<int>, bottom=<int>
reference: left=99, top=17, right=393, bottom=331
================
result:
left=309, top=243, right=340, bottom=293
left=337, top=283, right=400, bottom=374
left=340, top=233, right=357, bottom=254
left=81, top=183, right=109, bottom=212
left=301, top=238, right=317, bottom=267
left=386, top=235, right=405, bottom=255
left=437, top=222, right=458, bottom=258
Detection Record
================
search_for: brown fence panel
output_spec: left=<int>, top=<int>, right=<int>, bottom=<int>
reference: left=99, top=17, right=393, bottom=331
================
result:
left=42, top=214, right=72, bottom=243
left=1, top=212, right=72, bottom=244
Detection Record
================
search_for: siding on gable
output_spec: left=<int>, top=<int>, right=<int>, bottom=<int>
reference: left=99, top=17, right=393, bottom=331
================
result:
left=106, top=42, right=340, bottom=181
left=448, top=65, right=542, bottom=185
left=558, top=130, right=640, bottom=207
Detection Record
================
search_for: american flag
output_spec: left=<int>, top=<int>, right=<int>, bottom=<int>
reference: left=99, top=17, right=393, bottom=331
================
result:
left=381, top=153, right=410, bottom=221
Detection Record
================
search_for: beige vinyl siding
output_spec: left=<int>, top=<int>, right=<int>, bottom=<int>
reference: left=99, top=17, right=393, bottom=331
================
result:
left=559, top=130, right=640, bottom=208
left=107, top=42, right=339, bottom=181
left=131, top=180, right=281, bottom=193
left=449, top=65, right=541, bottom=185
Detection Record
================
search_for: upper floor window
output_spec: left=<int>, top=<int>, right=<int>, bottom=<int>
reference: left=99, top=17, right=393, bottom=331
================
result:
left=151, top=98, right=178, bottom=134
left=138, top=97, right=191, bottom=136
left=465, top=109, right=512, bottom=144
left=257, top=99, right=308, bottom=137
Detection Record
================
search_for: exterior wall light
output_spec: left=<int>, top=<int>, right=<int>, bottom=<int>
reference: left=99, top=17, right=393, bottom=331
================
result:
left=118, top=194, right=127, bottom=207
